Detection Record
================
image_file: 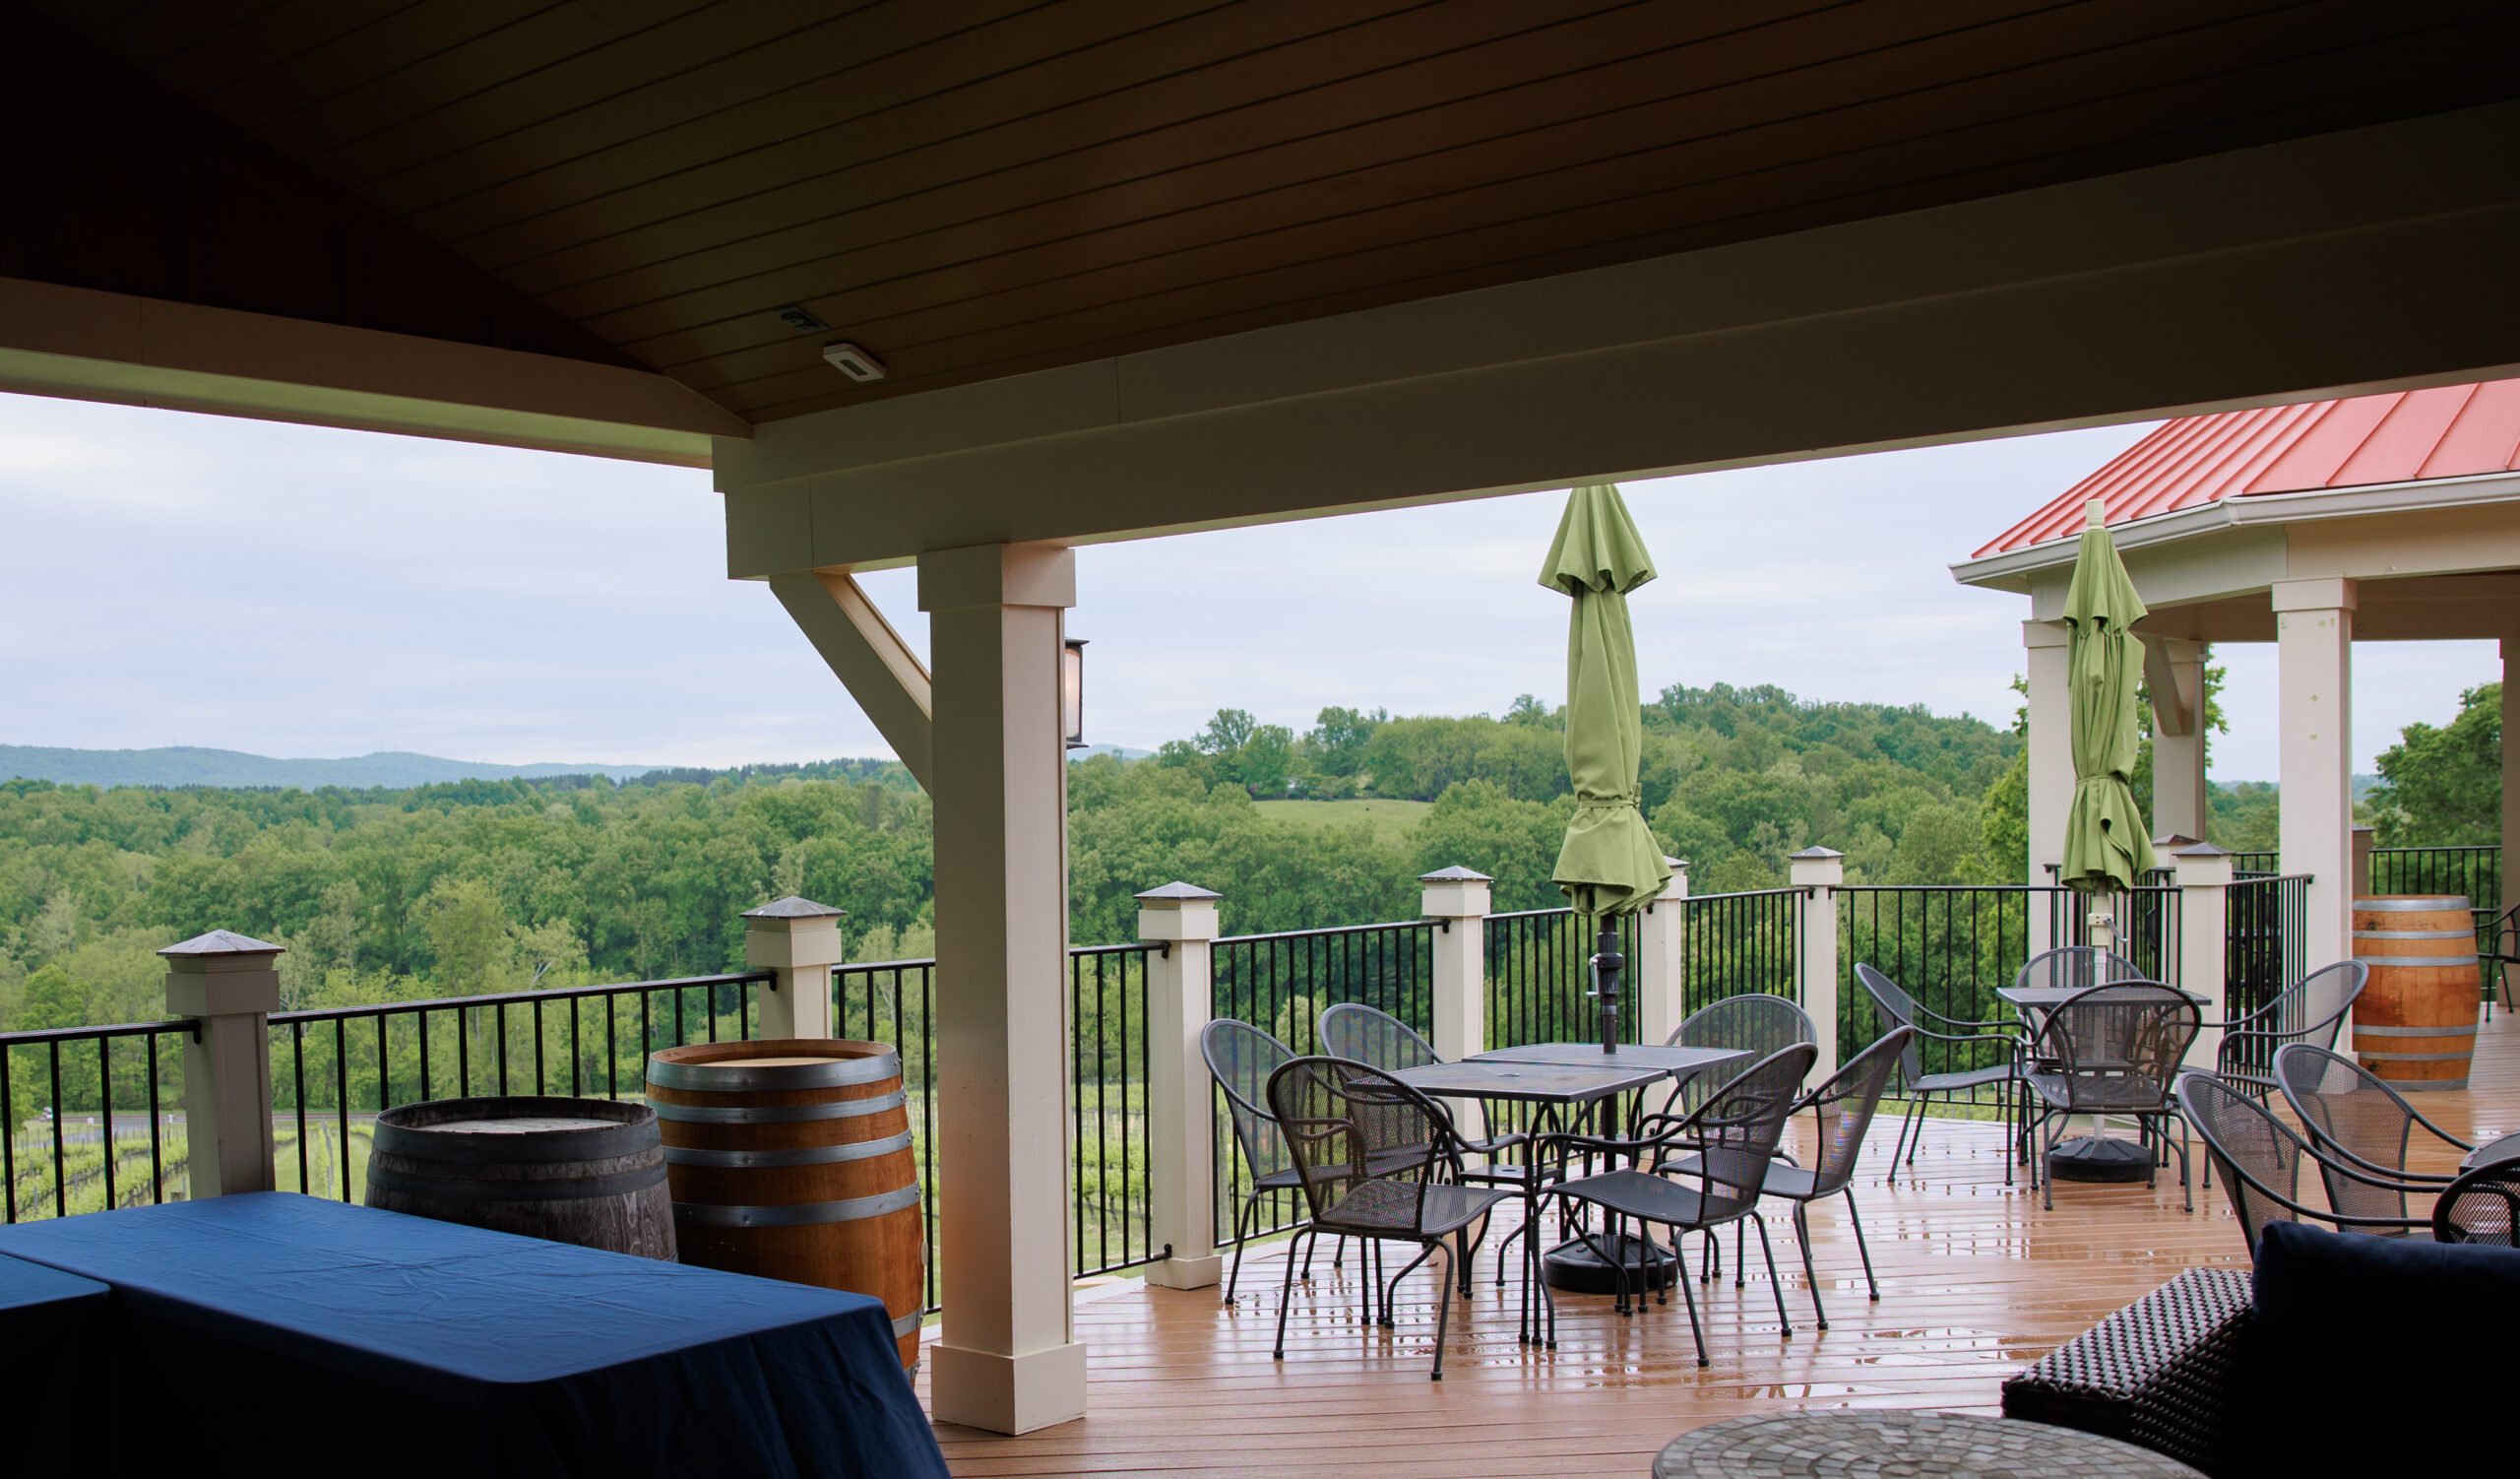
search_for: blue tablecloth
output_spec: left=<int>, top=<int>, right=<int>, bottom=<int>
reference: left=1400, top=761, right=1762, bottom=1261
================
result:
left=0, top=1252, right=112, bottom=1475
left=0, top=1193, right=946, bottom=1479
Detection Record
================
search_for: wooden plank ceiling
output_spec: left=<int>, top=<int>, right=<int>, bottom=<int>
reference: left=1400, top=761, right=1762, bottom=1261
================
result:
left=23, top=0, right=2520, bottom=425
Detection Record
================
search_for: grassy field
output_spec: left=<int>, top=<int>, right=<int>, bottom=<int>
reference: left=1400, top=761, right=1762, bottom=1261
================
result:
left=1253, top=799, right=1431, bottom=845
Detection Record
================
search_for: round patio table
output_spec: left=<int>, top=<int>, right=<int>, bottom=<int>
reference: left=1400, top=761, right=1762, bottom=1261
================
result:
left=1651, top=1410, right=2205, bottom=1477
left=2464, top=1129, right=2520, bottom=1170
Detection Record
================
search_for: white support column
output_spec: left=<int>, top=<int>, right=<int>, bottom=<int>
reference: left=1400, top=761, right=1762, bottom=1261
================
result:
left=2024, top=619, right=2074, bottom=956
left=2144, top=636, right=2211, bottom=845
left=1136, top=882, right=1225, bottom=1292
left=1789, top=848, right=1843, bottom=1081
left=1420, top=868, right=1493, bottom=1062
left=159, top=931, right=281, bottom=1198
left=1636, top=858, right=1689, bottom=1049
left=917, top=542, right=1086, bottom=1436
left=2503, top=633, right=2520, bottom=917
left=2275, top=578, right=2358, bottom=981
left=743, top=896, right=846, bottom=1041
left=2173, top=844, right=2234, bottom=1070
left=2351, top=825, right=2375, bottom=900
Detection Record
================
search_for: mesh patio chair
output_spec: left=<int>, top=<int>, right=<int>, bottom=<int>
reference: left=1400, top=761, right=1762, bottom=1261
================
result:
left=1855, top=963, right=2026, bottom=1185
left=1200, top=1018, right=1301, bottom=1305
left=2176, top=1071, right=2433, bottom=1256
left=2022, top=982, right=2200, bottom=1211
left=1264, top=1057, right=1511, bottom=1380
left=2210, top=961, right=2366, bottom=1094
left=2272, top=1043, right=2467, bottom=1204
left=1538, top=1042, right=1818, bottom=1364
left=2484, top=901, right=2520, bottom=1020
left=2434, top=1160, right=2520, bottom=1246
left=1659, top=992, right=1816, bottom=1120
left=2014, top=945, right=2145, bottom=995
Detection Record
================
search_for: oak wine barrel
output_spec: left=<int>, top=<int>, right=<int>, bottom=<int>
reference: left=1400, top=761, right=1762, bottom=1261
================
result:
left=2352, top=895, right=2482, bottom=1092
left=647, top=1039, right=924, bottom=1369
left=364, top=1096, right=675, bottom=1258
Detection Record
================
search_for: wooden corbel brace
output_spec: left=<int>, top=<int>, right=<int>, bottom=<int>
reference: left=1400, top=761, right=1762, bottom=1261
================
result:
left=768, top=570, right=934, bottom=789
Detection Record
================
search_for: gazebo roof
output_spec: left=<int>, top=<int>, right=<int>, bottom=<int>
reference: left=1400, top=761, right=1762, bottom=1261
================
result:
left=1977, top=378, right=2520, bottom=557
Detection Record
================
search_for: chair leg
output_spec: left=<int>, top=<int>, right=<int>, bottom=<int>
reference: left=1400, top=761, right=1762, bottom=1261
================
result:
left=1752, top=1213, right=1791, bottom=1336
left=1904, top=1097, right=1927, bottom=1166
left=1272, top=1228, right=1299, bottom=1360
left=1701, top=1227, right=1719, bottom=1284
left=2167, top=1112, right=2193, bottom=1213
left=1732, top=1217, right=1746, bottom=1289
left=1225, top=1198, right=1254, bottom=1305
left=1672, top=1228, right=1709, bottom=1367
left=2001, top=1081, right=2015, bottom=1187
left=1843, top=1190, right=1880, bottom=1302
left=2042, top=1114, right=2062, bottom=1211
left=1428, top=1241, right=1455, bottom=1381
left=1792, top=1200, right=1828, bottom=1330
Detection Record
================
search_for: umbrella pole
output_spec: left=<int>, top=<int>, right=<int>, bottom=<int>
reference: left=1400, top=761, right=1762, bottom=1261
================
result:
left=1592, top=919, right=1624, bottom=1053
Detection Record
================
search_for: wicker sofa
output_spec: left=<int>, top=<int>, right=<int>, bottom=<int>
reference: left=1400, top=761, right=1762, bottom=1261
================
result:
left=2003, top=1223, right=2519, bottom=1477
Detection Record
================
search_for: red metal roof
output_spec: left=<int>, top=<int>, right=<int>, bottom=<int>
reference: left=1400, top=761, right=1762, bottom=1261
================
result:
left=1975, top=378, right=2520, bottom=557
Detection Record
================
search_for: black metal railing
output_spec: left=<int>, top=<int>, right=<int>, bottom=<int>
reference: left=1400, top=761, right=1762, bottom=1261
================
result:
left=1679, top=887, right=1803, bottom=1013
left=2367, top=845, right=2501, bottom=946
left=1, top=1020, right=192, bottom=1224
left=268, top=973, right=768, bottom=1204
left=1069, top=943, right=1156, bottom=1281
left=831, top=958, right=935, bottom=1310
left=2223, top=873, right=2309, bottom=1075
left=1485, top=907, right=1641, bottom=1050
left=2229, top=850, right=2279, bottom=876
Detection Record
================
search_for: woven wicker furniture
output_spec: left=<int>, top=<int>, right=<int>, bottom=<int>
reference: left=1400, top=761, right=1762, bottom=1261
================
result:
left=2001, top=1266, right=2251, bottom=1475
left=1656, top=1409, right=2205, bottom=1477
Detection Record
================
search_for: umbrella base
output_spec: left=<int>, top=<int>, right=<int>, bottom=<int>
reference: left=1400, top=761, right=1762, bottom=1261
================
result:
left=1542, top=1231, right=1676, bottom=1294
left=2046, top=1135, right=2155, bottom=1184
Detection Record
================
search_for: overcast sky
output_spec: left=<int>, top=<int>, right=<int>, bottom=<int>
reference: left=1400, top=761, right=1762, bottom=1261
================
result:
left=0, top=392, right=2496, bottom=781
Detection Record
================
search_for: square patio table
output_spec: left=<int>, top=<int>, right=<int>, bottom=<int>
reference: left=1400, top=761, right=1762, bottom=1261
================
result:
left=1997, top=985, right=2210, bottom=1014
left=0, top=1192, right=947, bottom=1479
left=1470, top=1041, right=1749, bottom=1083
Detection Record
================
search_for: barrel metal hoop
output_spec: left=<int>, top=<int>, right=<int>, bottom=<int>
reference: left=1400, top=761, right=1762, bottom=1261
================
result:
left=2353, top=897, right=2472, bottom=911
left=663, top=1131, right=914, bottom=1170
left=892, top=1312, right=922, bottom=1340
left=373, top=1120, right=660, bottom=1166
left=2390, top=1078, right=2469, bottom=1091
left=2352, top=954, right=2479, bottom=969
left=652, top=1091, right=908, bottom=1125
left=2353, top=1023, right=2480, bottom=1038
left=2354, top=1049, right=2479, bottom=1061
left=648, top=1051, right=900, bottom=1092
left=367, top=1162, right=667, bottom=1203
left=670, top=1185, right=922, bottom=1228
left=2352, top=929, right=2480, bottom=940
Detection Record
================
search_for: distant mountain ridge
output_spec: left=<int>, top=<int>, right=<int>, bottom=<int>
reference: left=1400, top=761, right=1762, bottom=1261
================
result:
left=0, top=745, right=665, bottom=790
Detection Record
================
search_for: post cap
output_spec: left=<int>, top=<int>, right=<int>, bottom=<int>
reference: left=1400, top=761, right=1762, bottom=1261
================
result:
left=2153, top=831, right=2201, bottom=849
left=1135, top=881, right=1223, bottom=902
left=1787, top=847, right=1844, bottom=861
left=159, top=930, right=283, bottom=958
left=1418, top=866, right=1494, bottom=883
left=1664, top=857, right=1688, bottom=870
left=2172, top=842, right=2233, bottom=858
left=742, top=896, right=846, bottom=921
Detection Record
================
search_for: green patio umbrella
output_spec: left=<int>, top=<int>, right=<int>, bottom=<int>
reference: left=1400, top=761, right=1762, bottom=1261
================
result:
left=1542, top=482, right=1671, bottom=1050
left=2060, top=501, right=2157, bottom=901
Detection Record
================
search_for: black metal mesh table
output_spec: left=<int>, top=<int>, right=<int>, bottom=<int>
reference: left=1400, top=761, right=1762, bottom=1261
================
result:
left=2465, top=1129, right=2520, bottom=1169
left=1651, top=1411, right=2206, bottom=1477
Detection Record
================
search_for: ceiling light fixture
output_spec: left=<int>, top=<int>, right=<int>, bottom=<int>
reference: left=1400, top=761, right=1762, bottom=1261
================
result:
left=821, top=342, right=888, bottom=383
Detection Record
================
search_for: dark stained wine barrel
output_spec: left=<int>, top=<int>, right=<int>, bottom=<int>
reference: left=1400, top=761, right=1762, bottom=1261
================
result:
left=2353, top=895, right=2483, bottom=1092
left=364, top=1096, right=675, bottom=1258
left=647, top=1039, right=924, bottom=1370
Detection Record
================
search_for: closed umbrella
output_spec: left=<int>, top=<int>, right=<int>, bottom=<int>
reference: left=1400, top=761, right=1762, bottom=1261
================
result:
left=2059, top=499, right=2156, bottom=911
left=1542, top=482, right=1672, bottom=1051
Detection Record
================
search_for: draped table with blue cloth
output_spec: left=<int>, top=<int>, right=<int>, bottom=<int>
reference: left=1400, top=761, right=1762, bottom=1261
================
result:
left=0, top=1193, right=948, bottom=1479
left=0, top=1252, right=111, bottom=1476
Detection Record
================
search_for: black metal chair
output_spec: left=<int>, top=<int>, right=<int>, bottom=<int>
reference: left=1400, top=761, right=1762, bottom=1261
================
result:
left=1264, top=1056, right=1512, bottom=1381
left=1538, top=1042, right=1818, bottom=1365
left=1199, top=1018, right=1302, bottom=1306
left=1664, top=1026, right=1913, bottom=1330
left=1659, top=992, right=1816, bottom=1121
left=2209, top=961, right=2366, bottom=1095
left=2177, top=1070, right=2433, bottom=1256
left=2482, top=900, right=2520, bottom=1020
left=2022, top=982, right=2200, bottom=1211
left=2272, top=1043, right=2467, bottom=1203
left=1855, top=963, right=2025, bottom=1185
left=2434, top=1160, right=2520, bottom=1245
left=2015, top=945, right=2145, bottom=995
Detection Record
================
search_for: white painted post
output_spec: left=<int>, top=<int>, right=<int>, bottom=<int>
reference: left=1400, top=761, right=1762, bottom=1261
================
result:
left=1137, top=882, right=1225, bottom=1292
left=2274, top=578, right=2357, bottom=978
left=2024, top=619, right=2074, bottom=957
left=917, top=542, right=1086, bottom=1436
left=1636, top=858, right=1689, bottom=1048
left=1789, top=848, right=1844, bottom=1081
left=743, top=896, right=846, bottom=1041
left=159, top=931, right=282, bottom=1198
left=1420, top=868, right=1493, bottom=1061
left=2146, top=637, right=2211, bottom=845
left=2351, top=825, right=2375, bottom=901
left=2173, top=844, right=2234, bottom=1069
left=2503, top=633, right=2519, bottom=917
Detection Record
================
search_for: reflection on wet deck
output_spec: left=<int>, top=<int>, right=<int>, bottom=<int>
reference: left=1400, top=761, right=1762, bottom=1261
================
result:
left=927, top=1017, right=2516, bottom=1477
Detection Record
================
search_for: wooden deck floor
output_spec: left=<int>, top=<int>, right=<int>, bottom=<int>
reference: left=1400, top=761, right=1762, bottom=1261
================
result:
left=923, top=1017, right=2520, bottom=1477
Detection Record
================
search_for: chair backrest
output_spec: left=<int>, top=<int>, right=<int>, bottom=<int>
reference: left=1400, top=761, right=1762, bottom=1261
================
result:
left=1796, top=1026, right=1914, bottom=1196
left=2435, top=1161, right=2520, bottom=1247
left=2030, top=982, right=2198, bottom=1112
left=1853, top=964, right=1927, bottom=1086
left=1668, top=993, right=1816, bottom=1114
left=1200, top=1018, right=1295, bottom=1186
left=1264, top=1056, right=1446, bottom=1237
left=1668, top=1042, right=1819, bottom=1225
left=2272, top=1043, right=2424, bottom=1223
left=2180, top=1070, right=2311, bottom=1257
left=1317, top=1001, right=1439, bottom=1071
left=2014, top=945, right=2143, bottom=995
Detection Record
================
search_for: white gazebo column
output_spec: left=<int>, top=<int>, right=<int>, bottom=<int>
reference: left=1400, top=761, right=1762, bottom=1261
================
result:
left=916, top=543, right=1086, bottom=1436
left=2023, top=619, right=2074, bottom=954
left=1636, top=858, right=1689, bottom=1049
left=2143, top=636, right=2210, bottom=844
left=2503, top=634, right=2520, bottom=917
left=1136, top=882, right=1225, bottom=1293
left=2274, top=577, right=2358, bottom=976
